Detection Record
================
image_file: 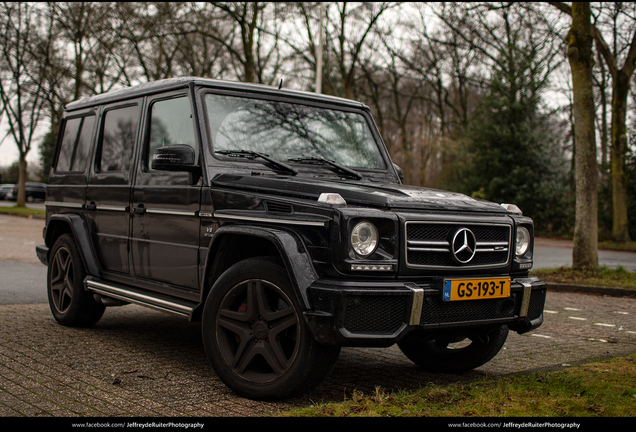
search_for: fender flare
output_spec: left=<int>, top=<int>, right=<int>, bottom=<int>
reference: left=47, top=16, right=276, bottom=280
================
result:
left=202, top=224, right=319, bottom=310
left=45, top=213, right=101, bottom=278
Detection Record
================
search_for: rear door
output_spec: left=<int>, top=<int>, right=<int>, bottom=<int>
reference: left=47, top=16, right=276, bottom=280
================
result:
left=87, top=100, right=142, bottom=275
left=130, top=91, right=201, bottom=291
left=47, top=110, right=96, bottom=209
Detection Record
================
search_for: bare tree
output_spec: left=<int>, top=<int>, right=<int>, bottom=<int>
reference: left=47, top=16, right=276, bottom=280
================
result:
left=0, top=3, right=51, bottom=206
left=114, top=3, right=190, bottom=82
left=175, top=5, right=231, bottom=79
left=551, top=2, right=636, bottom=243
left=327, top=2, right=396, bottom=99
left=195, top=2, right=279, bottom=84
left=50, top=3, right=116, bottom=101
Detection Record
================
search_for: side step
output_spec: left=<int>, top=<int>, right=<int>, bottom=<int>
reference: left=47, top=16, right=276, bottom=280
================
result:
left=85, top=278, right=198, bottom=319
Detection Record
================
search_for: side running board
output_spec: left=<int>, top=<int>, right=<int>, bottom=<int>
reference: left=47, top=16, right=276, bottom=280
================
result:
left=85, top=278, right=197, bottom=319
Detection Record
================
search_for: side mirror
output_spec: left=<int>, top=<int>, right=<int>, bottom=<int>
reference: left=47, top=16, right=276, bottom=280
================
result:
left=152, top=145, right=198, bottom=172
left=392, top=163, right=404, bottom=183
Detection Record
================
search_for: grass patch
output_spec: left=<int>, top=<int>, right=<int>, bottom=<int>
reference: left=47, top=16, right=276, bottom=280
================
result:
left=280, top=355, right=636, bottom=417
left=531, top=266, right=636, bottom=290
left=598, top=240, right=636, bottom=252
left=0, top=205, right=45, bottom=219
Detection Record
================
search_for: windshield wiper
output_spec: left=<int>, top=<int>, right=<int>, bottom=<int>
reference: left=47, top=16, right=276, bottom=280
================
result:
left=288, top=156, right=363, bottom=180
left=215, top=150, right=298, bottom=176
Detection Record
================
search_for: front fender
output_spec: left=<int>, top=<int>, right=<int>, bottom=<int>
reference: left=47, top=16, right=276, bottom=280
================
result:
left=202, top=224, right=318, bottom=310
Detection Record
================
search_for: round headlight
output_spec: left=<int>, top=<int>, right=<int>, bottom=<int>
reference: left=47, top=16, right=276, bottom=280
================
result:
left=351, top=221, right=379, bottom=256
left=515, top=227, right=530, bottom=256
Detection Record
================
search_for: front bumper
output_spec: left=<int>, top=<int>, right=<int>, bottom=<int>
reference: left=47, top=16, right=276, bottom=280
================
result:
left=304, top=276, right=546, bottom=347
left=36, top=244, right=49, bottom=266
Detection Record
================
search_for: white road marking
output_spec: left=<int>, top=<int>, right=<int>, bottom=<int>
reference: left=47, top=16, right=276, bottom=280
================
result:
left=569, top=316, right=587, bottom=320
left=544, top=310, right=558, bottom=314
left=594, top=323, right=616, bottom=327
left=564, top=307, right=581, bottom=311
left=613, top=311, right=629, bottom=315
left=531, top=334, right=552, bottom=339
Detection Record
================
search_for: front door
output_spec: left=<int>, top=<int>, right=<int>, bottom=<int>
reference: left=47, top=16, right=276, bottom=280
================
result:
left=130, top=92, right=201, bottom=291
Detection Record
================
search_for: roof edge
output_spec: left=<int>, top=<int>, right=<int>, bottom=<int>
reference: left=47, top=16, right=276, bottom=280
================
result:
left=64, top=77, right=366, bottom=111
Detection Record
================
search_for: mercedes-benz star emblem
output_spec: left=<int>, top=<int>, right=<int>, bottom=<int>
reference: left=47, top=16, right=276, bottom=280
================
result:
left=451, top=228, right=477, bottom=264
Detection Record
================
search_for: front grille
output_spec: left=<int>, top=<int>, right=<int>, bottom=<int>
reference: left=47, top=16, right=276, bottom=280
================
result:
left=343, top=295, right=408, bottom=334
left=405, top=221, right=511, bottom=269
left=419, top=293, right=519, bottom=326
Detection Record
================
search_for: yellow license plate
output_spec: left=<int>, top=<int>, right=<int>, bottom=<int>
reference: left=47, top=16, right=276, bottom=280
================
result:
left=443, top=277, right=511, bottom=301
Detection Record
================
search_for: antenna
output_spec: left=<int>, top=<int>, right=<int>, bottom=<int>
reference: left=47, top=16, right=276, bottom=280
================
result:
left=278, top=79, right=283, bottom=90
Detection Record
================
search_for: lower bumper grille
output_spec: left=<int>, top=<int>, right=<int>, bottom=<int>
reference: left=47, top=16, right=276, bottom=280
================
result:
left=340, top=288, right=546, bottom=333
left=527, top=288, right=547, bottom=321
left=419, top=294, right=519, bottom=326
left=343, top=295, right=408, bottom=334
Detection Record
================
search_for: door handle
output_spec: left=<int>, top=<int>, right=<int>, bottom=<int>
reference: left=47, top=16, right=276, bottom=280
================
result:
left=133, top=205, right=146, bottom=215
left=85, top=202, right=96, bottom=211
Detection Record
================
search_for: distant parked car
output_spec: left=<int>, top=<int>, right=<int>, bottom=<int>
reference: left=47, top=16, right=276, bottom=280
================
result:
left=6, top=182, right=46, bottom=202
left=0, top=184, right=15, bottom=200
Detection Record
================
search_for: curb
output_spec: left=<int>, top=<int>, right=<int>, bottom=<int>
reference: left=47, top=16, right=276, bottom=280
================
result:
left=546, top=282, right=636, bottom=298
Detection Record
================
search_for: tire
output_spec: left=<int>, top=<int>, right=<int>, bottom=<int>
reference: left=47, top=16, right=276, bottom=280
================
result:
left=47, top=234, right=105, bottom=327
left=398, top=325, right=509, bottom=374
left=202, top=257, right=340, bottom=400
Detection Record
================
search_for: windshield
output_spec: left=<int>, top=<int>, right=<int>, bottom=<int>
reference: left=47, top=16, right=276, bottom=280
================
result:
left=204, top=94, right=386, bottom=170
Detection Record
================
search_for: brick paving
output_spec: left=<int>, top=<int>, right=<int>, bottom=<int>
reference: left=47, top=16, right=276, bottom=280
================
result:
left=1, top=292, right=635, bottom=417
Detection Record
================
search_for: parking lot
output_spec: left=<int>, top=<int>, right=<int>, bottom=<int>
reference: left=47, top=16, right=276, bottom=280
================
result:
left=1, top=214, right=636, bottom=416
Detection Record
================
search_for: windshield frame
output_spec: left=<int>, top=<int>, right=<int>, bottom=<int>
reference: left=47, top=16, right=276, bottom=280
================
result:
left=199, top=88, right=395, bottom=180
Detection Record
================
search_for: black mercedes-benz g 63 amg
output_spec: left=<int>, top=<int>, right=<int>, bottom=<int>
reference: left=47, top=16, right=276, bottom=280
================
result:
left=36, top=77, right=546, bottom=400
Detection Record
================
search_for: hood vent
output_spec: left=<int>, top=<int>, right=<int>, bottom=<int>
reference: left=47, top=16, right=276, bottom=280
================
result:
left=266, top=201, right=294, bottom=214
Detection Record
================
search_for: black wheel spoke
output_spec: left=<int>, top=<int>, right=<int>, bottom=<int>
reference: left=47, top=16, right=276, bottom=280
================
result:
left=268, top=313, right=297, bottom=339
left=50, top=253, right=65, bottom=286
left=50, top=248, right=74, bottom=313
left=247, top=279, right=264, bottom=319
left=231, top=337, right=257, bottom=373
left=261, top=341, right=286, bottom=374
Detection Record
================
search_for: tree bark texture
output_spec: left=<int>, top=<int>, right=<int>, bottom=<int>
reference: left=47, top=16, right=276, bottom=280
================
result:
left=567, top=3, right=598, bottom=269
left=610, top=75, right=631, bottom=243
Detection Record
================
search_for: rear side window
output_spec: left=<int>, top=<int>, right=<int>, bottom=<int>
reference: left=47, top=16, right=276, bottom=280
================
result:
left=98, top=105, right=140, bottom=172
left=55, top=116, right=95, bottom=173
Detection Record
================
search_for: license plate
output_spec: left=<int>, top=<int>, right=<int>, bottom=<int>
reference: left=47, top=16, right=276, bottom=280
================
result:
left=443, top=277, right=511, bottom=301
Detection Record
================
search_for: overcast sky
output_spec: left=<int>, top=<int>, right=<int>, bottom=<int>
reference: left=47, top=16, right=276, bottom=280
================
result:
left=0, top=122, right=45, bottom=169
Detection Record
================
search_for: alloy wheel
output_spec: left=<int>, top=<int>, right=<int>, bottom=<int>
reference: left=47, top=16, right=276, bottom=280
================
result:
left=215, top=278, right=300, bottom=383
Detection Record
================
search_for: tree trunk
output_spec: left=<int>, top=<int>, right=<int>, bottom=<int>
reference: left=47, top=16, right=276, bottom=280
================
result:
left=610, top=73, right=631, bottom=243
left=567, top=3, right=598, bottom=269
left=16, top=153, right=28, bottom=207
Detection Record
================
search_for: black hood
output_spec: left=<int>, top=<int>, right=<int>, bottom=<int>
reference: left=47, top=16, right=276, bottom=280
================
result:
left=211, top=174, right=509, bottom=213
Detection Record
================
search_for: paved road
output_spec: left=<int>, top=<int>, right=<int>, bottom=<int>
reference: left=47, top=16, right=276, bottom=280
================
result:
left=1, top=215, right=633, bottom=307
left=1, top=214, right=636, bottom=417
left=534, top=238, right=636, bottom=272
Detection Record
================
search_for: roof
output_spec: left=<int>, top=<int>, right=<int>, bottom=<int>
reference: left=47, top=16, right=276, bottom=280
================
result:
left=64, top=77, right=367, bottom=111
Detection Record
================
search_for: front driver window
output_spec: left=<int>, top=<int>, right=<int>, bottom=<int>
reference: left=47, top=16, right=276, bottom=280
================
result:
left=147, top=96, right=196, bottom=171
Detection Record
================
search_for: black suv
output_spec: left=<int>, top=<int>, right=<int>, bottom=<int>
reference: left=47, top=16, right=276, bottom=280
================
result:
left=36, top=77, right=546, bottom=400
